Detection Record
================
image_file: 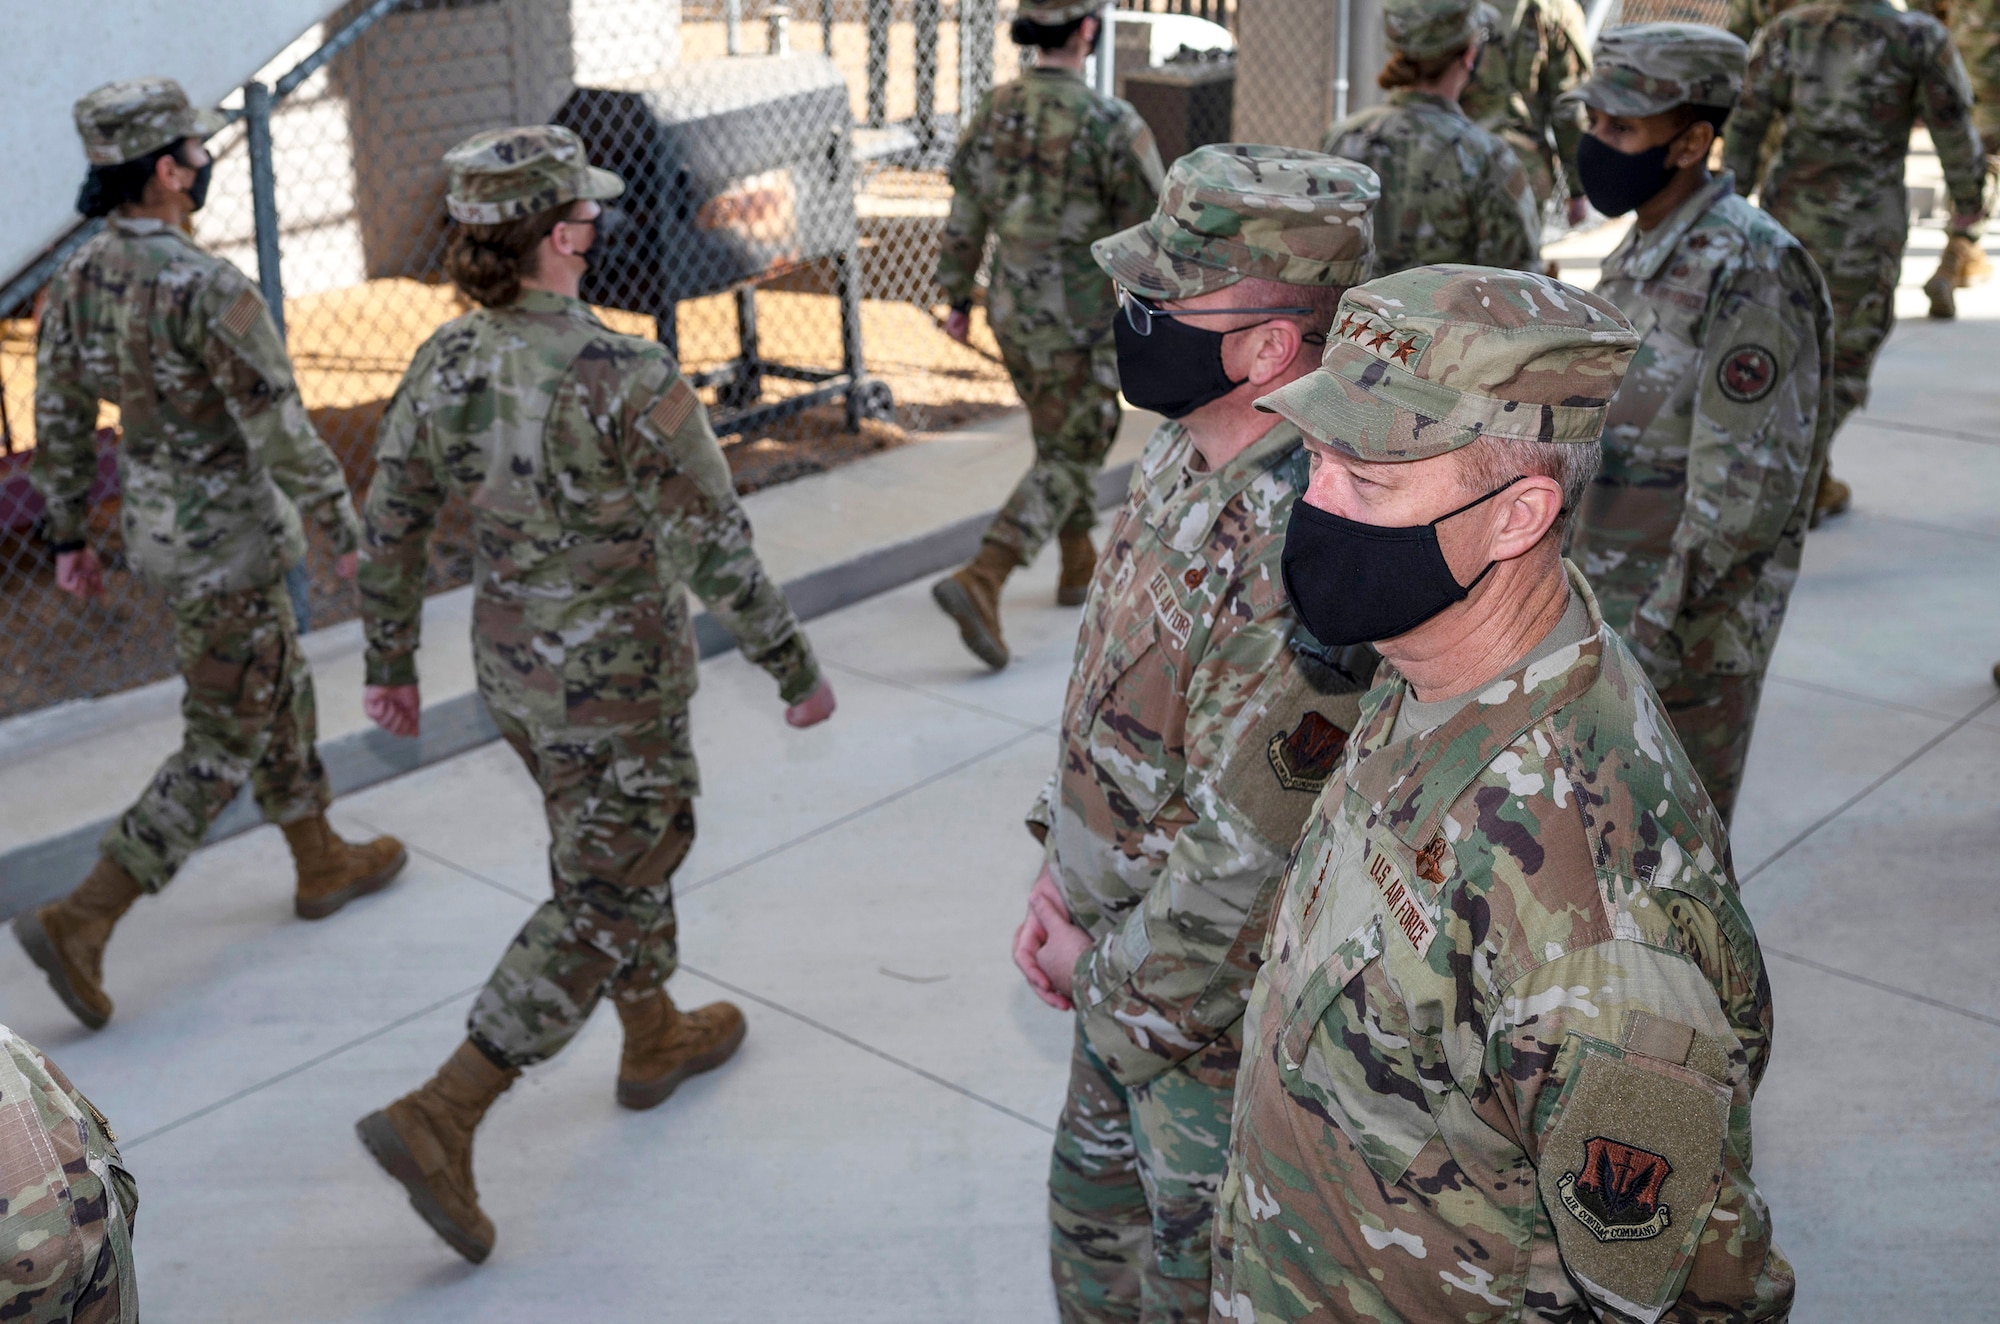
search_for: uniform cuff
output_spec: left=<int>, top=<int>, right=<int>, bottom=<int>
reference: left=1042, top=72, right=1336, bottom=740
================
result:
left=365, top=651, right=419, bottom=687
left=762, top=634, right=821, bottom=705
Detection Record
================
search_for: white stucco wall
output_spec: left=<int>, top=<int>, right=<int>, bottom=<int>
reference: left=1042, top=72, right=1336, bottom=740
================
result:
left=1, top=0, right=343, bottom=285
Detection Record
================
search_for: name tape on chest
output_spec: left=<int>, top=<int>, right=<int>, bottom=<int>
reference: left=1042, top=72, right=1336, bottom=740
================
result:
left=1146, top=568, right=1194, bottom=646
left=1366, top=842, right=1437, bottom=958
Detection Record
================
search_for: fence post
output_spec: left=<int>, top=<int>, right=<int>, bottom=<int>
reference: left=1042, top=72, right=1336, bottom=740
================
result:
left=1333, top=0, right=1352, bottom=123
left=726, top=0, right=743, bottom=55
left=958, top=0, right=994, bottom=123
left=914, top=0, right=939, bottom=148
left=767, top=3, right=792, bottom=53
left=244, top=81, right=286, bottom=341
left=822, top=0, right=836, bottom=56
left=866, top=0, right=890, bottom=127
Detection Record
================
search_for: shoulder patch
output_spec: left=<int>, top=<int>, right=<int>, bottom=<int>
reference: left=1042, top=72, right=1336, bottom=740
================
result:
left=1267, top=711, right=1348, bottom=793
left=1715, top=343, right=1776, bottom=403
left=647, top=379, right=698, bottom=437
left=220, top=289, right=262, bottom=340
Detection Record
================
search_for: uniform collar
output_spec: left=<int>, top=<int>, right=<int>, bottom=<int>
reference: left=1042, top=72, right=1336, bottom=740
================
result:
left=510, top=288, right=603, bottom=322
left=1387, top=89, right=1464, bottom=118
left=1030, top=65, right=1084, bottom=81
left=108, top=215, right=199, bottom=250
left=1347, top=562, right=1607, bottom=857
left=1604, top=171, right=1739, bottom=284
left=1142, top=418, right=1305, bottom=555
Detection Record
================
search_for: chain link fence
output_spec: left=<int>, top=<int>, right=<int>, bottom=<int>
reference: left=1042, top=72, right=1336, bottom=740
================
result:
left=1, top=0, right=1548, bottom=721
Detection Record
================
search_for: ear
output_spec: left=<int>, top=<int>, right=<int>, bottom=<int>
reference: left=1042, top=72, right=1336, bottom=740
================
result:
left=1488, top=475, right=1566, bottom=561
left=1671, top=119, right=1715, bottom=170
left=1237, top=319, right=1306, bottom=388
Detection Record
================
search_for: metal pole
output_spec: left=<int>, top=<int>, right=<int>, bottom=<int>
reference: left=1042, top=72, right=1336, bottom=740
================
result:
left=726, top=0, right=743, bottom=55
left=823, top=0, right=835, bottom=56
left=768, top=3, right=792, bottom=53
left=866, top=0, right=891, bottom=127
left=245, top=81, right=287, bottom=342
left=1094, top=4, right=1117, bottom=98
left=915, top=0, right=939, bottom=147
left=1333, top=0, right=1352, bottom=123
left=1583, top=0, right=1619, bottom=45
left=958, top=0, right=994, bottom=117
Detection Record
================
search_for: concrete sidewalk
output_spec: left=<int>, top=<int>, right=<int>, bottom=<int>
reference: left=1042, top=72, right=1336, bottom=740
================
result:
left=3, top=229, right=1999, bottom=1320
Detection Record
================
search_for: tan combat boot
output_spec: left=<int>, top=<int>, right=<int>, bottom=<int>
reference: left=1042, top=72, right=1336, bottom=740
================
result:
left=932, top=541, right=1018, bottom=670
left=282, top=814, right=407, bottom=920
left=11, top=857, right=143, bottom=1031
left=615, top=988, right=747, bottom=1110
left=1056, top=528, right=1098, bottom=607
left=1925, top=235, right=1992, bottom=319
left=1809, top=468, right=1852, bottom=529
left=356, top=1040, right=518, bottom=1264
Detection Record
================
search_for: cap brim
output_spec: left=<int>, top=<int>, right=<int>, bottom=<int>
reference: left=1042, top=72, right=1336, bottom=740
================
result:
left=1255, top=365, right=1482, bottom=464
left=576, top=165, right=626, bottom=201
left=1091, top=220, right=1243, bottom=300
left=190, top=107, right=230, bottom=141
left=1559, top=82, right=1678, bottom=119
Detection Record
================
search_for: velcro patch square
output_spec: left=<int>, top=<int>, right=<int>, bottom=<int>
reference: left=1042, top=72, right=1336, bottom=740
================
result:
left=647, top=380, right=698, bottom=437
left=220, top=290, right=262, bottom=339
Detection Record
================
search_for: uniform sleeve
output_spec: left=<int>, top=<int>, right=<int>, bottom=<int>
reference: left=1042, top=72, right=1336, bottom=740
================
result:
left=626, top=364, right=821, bottom=703
left=358, top=367, right=446, bottom=688
left=198, top=272, right=362, bottom=555
left=1484, top=939, right=1792, bottom=1322
left=1538, top=0, right=1593, bottom=197
left=1723, top=0, right=1769, bottom=43
left=1106, top=106, right=1168, bottom=229
left=1075, top=609, right=1367, bottom=1087
left=936, top=95, right=994, bottom=307
left=1475, top=142, right=1545, bottom=272
left=1917, top=22, right=1988, bottom=214
left=1724, top=30, right=1786, bottom=193
left=28, top=283, right=101, bottom=548
left=1628, top=251, right=1827, bottom=685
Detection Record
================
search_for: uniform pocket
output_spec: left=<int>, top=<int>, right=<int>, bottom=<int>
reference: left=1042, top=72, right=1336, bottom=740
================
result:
left=1277, top=919, right=1446, bottom=1186
left=1079, top=616, right=1186, bottom=824
left=563, top=598, right=669, bottom=730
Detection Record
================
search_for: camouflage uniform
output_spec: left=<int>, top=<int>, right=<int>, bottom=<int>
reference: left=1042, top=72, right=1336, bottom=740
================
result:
left=936, top=54, right=1164, bottom=565
left=32, top=79, right=362, bottom=893
left=1725, top=0, right=1986, bottom=438
left=1030, top=145, right=1378, bottom=1323
left=0, top=1025, right=137, bottom=1324
left=1565, top=25, right=1835, bottom=825
left=361, top=128, right=819, bottom=1070
left=1322, top=0, right=1541, bottom=277
left=1460, top=0, right=1593, bottom=210
left=1215, top=267, right=1794, bottom=1322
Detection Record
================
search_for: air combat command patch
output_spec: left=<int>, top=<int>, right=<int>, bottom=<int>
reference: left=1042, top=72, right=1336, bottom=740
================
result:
left=1559, top=1136, right=1674, bottom=1242
left=1268, top=710, right=1348, bottom=793
left=1716, top=343, right=1777, bottom=403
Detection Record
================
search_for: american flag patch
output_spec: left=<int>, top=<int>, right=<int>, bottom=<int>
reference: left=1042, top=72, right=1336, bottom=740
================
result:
left=220, top=290, right=262, bottom=339
left=647, top=380, right=697, bottom=436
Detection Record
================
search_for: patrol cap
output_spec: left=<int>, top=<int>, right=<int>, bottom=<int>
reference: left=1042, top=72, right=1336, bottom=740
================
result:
left=1384, top=0, right=1482, bottom=60
left=443, top=124, right=625, bottom=225
left=1561, top=23, right=1748, bottom=117
left=1255, top=264, right=1639, bottom=462
left=1092, top=144, right=1379, bottom=300
left=72, top=78, right=227, bottom=167
left=1016, top=2, right=1101, bottom=21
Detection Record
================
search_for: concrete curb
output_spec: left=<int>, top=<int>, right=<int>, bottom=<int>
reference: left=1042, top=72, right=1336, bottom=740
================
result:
left=0, top=460, right=1134, bottom=922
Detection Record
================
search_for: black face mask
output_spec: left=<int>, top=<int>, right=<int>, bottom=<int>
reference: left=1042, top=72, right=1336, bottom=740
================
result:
left=1112, top=309, right=1244, bottom=420
left=181, top=157, right=212, bottom=211
left=1280, top=478, right=1522, bottom=647
left=1575, top=132, right=1677, bottom=218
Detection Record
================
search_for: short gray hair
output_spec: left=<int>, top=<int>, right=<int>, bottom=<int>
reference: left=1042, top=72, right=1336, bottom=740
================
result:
left=1453, top=434, right=1599, bottom=537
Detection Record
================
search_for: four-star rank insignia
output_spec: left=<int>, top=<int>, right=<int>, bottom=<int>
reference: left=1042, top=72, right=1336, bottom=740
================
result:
left=1716, top=343, right=1777, bottom=403
left=1267, top=711, right=1349, bottom=793
left=1558, top=1137, right=1674, bottom=1242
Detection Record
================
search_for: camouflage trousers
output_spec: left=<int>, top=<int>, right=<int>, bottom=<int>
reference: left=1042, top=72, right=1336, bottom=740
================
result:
left=468, top=708, right=698, bottom=1069
left=1657, top=669, right=1766, bottom=829
left=986, top=335, right=1122, bottom=565
left=1048, top=1025, right=1233, bottom=1323
left=1786, top=223, right=1903, bottom=438
left=101, top=580, right=330, bottom=893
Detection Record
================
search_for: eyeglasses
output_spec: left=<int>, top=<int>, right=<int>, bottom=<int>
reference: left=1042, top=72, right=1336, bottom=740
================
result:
left=1117, top=286, right=1314, bottom=337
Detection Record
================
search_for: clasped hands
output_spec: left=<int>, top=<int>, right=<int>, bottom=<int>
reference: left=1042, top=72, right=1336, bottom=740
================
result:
left=1012, top=863, right=1092, bottom=1012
